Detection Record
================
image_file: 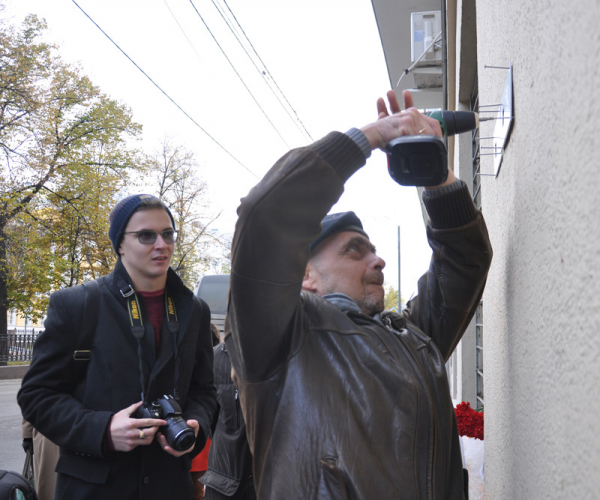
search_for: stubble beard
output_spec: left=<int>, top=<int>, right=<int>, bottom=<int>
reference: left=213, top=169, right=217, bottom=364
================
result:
left=315, top=266, right=385, bottom=316
left=359, top=271, right=385, bottom=316
left=357, top=292, right=385, bottom=316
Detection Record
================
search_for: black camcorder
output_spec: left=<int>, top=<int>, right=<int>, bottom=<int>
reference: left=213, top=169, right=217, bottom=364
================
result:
left=134, top=395, right=196, bottom=452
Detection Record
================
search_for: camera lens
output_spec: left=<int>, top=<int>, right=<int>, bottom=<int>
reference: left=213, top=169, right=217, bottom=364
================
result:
left=163, top=416, right=196, bottom=452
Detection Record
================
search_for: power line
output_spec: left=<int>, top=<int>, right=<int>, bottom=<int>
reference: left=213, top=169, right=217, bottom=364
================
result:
left=210, top=0, right=313, bottom=142
left=221, top=0, right=313, bottom=141
left=71, top=0, right=258, bottom=179
left=188, top=0, right=291, bottom=149
left=163, top=0, right=204, bottom=65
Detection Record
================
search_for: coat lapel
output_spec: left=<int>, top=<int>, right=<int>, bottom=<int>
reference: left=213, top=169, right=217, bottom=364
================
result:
left=147, top=320, right=175, bottom=394
left=106, top=262, right=195, bottom=399
left=145, top=290, right=195, bottom=397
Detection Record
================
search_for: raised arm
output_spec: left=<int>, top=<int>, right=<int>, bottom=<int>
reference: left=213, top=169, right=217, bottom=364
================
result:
left=402, top=182, right=493, bottom=361
left=372, top=90, right=491, bottom=359
left=226, top=91, right=452, bottom=382
left=226, top=132, right=363, bottom=383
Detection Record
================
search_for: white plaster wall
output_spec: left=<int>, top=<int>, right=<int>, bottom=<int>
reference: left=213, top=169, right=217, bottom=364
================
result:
left=474, top=0, right=600, bottom=498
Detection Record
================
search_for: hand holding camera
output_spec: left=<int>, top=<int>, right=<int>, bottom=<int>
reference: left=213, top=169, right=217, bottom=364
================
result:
left=108, top=401, right=166, bottom=452
left=134, top=395, right=198, bottom=456
left=109, top=396, right=199, bottom=455
left=156, top=419, right=200, bottom=457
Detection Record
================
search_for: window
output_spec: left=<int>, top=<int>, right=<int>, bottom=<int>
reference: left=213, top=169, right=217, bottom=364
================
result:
left=471, top=75, right=484, bottom=408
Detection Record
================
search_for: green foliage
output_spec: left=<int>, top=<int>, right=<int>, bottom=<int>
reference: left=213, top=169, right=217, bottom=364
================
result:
left=0, top=13, right=142, bottom=324
left=384, top=284, right=404, bottom=312
left=5, top=208, right=62, bottom=320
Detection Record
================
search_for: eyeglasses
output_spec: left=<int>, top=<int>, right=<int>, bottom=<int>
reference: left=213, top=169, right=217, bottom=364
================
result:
left=123, top=229, right=178, bottom=245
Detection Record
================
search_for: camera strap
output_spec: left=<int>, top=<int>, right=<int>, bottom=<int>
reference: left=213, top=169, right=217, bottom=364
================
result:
left=164, top=292, right=181, bottom=399
left=126, top=288, right=180, bottom=402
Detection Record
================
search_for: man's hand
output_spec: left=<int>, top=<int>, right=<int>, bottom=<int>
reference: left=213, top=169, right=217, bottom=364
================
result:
left=108, top=401, right=166, bottom=452
left=22, top=438, right=33, bottom=455
left=156, top=419, right=199, bottom=458
left=362, top=89, right=457, bottom=189
left=361, top=90, right=442, bottom=151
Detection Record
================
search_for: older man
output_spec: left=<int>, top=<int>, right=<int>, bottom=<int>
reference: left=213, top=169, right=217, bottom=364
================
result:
left=226, top=91, right=492, bottom=499
left=18, top=194, right=217, bottom=499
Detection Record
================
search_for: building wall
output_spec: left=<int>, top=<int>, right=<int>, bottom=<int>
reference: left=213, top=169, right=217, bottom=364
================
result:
left=7, top=310, right=44, bottom=330
left=463, top=0, right=600, bottom=497
left=373, top=0, right=599, bottom=494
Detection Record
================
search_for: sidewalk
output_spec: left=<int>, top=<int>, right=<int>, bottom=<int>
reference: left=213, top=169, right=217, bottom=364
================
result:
left=0, top=379, right=26, bottom=473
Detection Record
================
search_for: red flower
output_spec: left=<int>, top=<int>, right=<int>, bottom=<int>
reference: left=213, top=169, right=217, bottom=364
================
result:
left=454, top=401, right=484, bottom=440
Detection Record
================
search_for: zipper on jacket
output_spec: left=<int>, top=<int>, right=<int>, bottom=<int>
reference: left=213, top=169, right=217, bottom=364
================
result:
left=382, top=320, right=437, bottom=500
left=235, top=388, right=241, bottom=428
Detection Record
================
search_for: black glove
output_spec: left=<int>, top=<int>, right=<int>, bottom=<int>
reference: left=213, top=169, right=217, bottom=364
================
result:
left=22, top=437, right=33, bottom=455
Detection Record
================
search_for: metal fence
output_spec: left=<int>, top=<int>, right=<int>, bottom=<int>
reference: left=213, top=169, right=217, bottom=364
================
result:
left=0, top=332, right=41, bottom=363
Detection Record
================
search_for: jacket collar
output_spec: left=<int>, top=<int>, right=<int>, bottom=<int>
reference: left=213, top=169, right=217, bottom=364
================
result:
left=107, top=258, right=191, bottom=300
left=323, top=292, right=383, bottom=323
left=323, top=293, right=361, bottom=314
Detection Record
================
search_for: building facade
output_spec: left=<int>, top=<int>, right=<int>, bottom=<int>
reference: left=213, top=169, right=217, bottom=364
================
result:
left=371, top=0, right=600, bottom=497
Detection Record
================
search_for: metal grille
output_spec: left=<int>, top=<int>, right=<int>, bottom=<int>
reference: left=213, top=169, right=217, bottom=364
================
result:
left=471, top=75, right=482, bottom=211
left=0, top=333, right=41, bottom=363
left=471, top=75, right=484, bottom=408
left=475, top=301, right=484, bottom=408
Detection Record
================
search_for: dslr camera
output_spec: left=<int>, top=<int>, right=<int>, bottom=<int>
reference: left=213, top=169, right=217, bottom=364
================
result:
left=134, top=395, right=196, bottom=452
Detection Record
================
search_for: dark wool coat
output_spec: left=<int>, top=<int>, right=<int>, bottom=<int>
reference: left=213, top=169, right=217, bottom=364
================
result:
left=18, top=260, right=217, bottom=500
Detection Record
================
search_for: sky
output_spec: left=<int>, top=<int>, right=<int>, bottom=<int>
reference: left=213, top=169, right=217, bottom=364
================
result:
left=4, top=0, right=432, bottom=301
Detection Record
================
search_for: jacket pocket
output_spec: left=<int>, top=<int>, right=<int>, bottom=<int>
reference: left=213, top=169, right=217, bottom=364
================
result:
left=55, top=452, right=111, bottom=484
left=218, top=383, right=241, bottom=433
left=201, top=469, right=241, bottom=496
left=318, top=456, right=349, bottom=500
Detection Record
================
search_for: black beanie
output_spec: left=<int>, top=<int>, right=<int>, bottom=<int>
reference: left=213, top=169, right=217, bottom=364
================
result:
left=108, top=194, right=175, bottom=255
left=310, top=211, right=369, bottom=253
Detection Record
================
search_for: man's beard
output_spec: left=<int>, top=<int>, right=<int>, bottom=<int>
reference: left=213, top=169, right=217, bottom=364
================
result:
left=359, top=271, right=385, bottom=316
left=316, top=268, right=385, bottom=316
left=357, top=293, right=385, bottom=316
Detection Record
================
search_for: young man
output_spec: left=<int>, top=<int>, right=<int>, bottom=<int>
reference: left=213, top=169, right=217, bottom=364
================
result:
left=18, top=194, right=217, bottom=500
left=225, top=91, right=493, bottom=499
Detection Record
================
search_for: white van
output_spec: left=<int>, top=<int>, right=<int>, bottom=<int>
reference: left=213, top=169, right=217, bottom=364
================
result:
left=194, top=274, right=230, bottom=336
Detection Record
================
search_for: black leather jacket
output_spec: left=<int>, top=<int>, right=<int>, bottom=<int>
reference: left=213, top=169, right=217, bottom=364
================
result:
left=202, top=343, right=256, bottom=499
left=226, top=132, right=492, bottom=499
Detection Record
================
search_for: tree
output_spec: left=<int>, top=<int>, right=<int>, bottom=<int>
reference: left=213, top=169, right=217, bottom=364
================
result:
left=145, top=138, right=223, bottom=289
left=1, top=14, right=141, bottom=333
left=384, top=284, right=405, bottom=312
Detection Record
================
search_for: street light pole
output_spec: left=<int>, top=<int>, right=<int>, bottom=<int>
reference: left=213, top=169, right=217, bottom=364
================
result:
left=397, top=226, right=401, bottom=310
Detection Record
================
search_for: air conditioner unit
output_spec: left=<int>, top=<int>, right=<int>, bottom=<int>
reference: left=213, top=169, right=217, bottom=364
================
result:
left=411, top=10, right=442, bottom=64
left=411, top=10, right=442, bottom=89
